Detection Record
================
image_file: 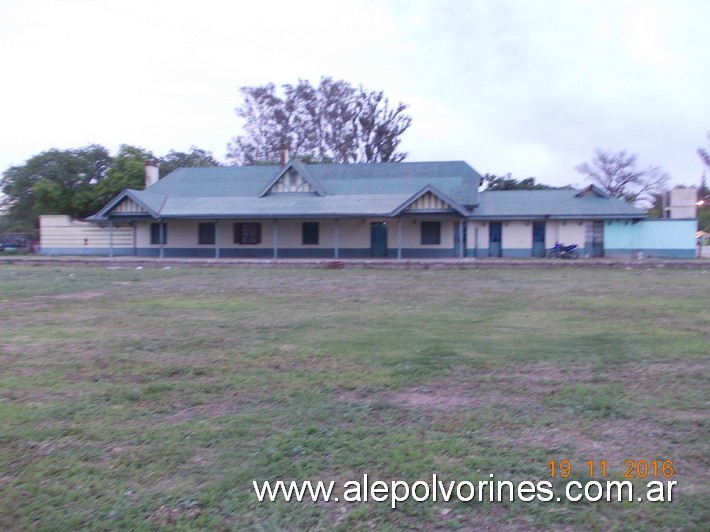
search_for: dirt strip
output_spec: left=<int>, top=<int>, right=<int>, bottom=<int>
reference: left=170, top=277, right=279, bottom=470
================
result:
left=1, top=255, right=707, bottom=269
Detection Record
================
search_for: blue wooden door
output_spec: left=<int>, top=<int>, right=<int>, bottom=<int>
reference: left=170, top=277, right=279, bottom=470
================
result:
left=370, top=222, right=388, bottom=257
left=489, top=222, right=502, bottom=257
left=532, top=222, right=546, bottom=257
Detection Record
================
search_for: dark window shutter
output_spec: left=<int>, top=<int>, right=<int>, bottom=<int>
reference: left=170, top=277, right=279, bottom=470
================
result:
left=302, top=222, right=319, bottom=245
left=198, top=223, right=215, bottom=245
left=233, top=223, right=241, bottom=244
left=421, top=222, right=441, bottom=245
left=151, top=223, right=166, bottom=245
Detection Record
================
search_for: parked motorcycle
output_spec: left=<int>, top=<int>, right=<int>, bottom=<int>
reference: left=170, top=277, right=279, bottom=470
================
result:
left=547, top=242, right=579, bottom=259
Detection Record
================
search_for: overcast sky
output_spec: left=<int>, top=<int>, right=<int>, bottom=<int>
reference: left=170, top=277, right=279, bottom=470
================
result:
left=1, top=0, right=708, bottom=188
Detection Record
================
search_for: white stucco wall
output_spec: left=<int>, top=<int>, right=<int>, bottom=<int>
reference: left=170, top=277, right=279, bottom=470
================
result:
left=468, top=220, right=590, bottom=254
left=396, top=218, right=457, bottom=249
left=339, top=219, right=373, bottom=248
left=40, top=215, right=133, bottom=253
left=545, top=221, right=587, bottom=247
left=502, top=222, right=532, bottom=250
left=467, top=222, right=490, bottom=250
left=133, top=218, right=460, bottom=250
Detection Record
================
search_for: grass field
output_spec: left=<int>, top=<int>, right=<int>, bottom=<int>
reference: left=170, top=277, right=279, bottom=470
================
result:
left=0, top=265, right=707, bottom=530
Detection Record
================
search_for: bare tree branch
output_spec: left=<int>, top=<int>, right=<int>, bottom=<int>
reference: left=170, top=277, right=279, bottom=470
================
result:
left=575, top=149, right=669, bottom=207
left=698, top=132, right=710, bottom=169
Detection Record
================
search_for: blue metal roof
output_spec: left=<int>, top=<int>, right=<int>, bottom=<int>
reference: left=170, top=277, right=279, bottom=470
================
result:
left=94, top=161, right=482, bottom=219
left=91, top=161, right=645, bottom=221
left=473, top=188, right=646, bottom=219
left=144, top=161, right=481, bottom=203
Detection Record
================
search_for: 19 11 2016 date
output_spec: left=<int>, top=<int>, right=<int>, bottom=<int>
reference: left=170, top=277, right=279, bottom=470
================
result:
left=548, top=460, right=674, bottom=479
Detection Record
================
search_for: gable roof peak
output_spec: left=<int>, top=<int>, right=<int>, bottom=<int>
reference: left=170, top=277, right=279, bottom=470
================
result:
left=392, top=184, right=470, bottom=216
left=259, top=160, right=326, bottom=197
left=576, top=184, right=609, bottom=198
left=89, top=188, right=165, bottom=220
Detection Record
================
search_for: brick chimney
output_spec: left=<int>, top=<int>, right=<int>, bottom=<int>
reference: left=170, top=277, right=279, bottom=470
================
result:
left=279, top=147, right=289, bottom=167
left=145, top=158, right=159, bottom=188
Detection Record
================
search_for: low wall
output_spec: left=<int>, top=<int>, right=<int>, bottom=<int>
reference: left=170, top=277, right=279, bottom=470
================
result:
left=604, top=219, right=697, bottom=258
left=39, top=215, right=133, bottom=255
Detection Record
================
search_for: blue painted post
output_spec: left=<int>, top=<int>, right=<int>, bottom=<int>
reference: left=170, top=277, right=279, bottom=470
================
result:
left=108, top=221, right=114, bottom=258
left=334, top=218, right=339, bottom=259
left=132, top=222, right=137, bottom=256
left=459, top=218, right=465, bottom=258
left=159, top=221, right=165, bottom=258
left=215, top=219, right=220, bottom=258
left=397, top=218, right=402, bottom=260
left=474, top=227, right=479, bottom=258
left=273, top=219, right=279, bottom=259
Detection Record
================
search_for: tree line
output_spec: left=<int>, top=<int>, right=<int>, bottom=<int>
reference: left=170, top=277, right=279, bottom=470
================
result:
left=0, top=145, right=219, bottom=233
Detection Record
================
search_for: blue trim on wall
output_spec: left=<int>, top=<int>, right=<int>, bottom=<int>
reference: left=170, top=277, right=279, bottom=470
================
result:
left=277, top=248, right=337, bottom=258
left=163, top=248, right=217, bottom=258
left=604, top=248, right=696, bottom=259
left=50, top=245, right=708, bottom=259
left=41, top=247, right=135, bottom=256
left=219, top=248, right=274, bottom=258
left=396, top=248, right=458, bottom=258
left=136, top=248, right=161, bottom=257
left=340, top=248, right=377, bottom=259
left=466, top=248, right=489, bottom=258
left=583, top=242, right=604, bottom=258
left=502, top=249, right=533, bottom=259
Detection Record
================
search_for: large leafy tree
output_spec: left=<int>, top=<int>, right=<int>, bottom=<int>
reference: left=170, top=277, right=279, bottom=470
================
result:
left=91, top=145, right=154, bottom=210
left=482, top=173, right=559, bottom=190
left=575, top=149, right=669, bottom=207
left=227, top=77, right=412, bottom=165
left=1, top=144, right=221, bottom=229
left=696, top=135, right=710, bottom=231
left=699, top=174, right=709, bottom=229
left=159, top=147, right=220, bottom=177
left=1, top=145, right=112, bottom=230
left=699, top=207, right=710, bottom=233
left=698, top=133, right=710, bottom=171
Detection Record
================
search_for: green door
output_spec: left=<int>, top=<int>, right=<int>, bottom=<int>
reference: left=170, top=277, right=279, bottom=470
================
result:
left=532, top=221, right=546, bottom=257
left=489, top=222, right=502, bottom=257
left=370, top=222, right=388, bottom=257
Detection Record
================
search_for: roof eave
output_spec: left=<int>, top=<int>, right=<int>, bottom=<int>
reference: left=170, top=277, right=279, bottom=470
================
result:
left=469, top=213, right=647, bottom=220
left=156, top=213, right=395, bottom=219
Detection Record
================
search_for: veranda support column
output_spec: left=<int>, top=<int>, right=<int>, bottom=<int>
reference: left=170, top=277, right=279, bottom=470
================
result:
left=131, top=222, right=137, bottom=256
left=397, top=217, right=402, bottom=260
left=273, top=219, right=279, bottom=259
left=215, top=219, right=220, bottom=258
left=334, top=218, right=339, bottom=259
left=108, top=221, right=114, bottom=258
left=159, top=221, right=165, bottom=258
left=459, top=218, right=465, bottom=258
